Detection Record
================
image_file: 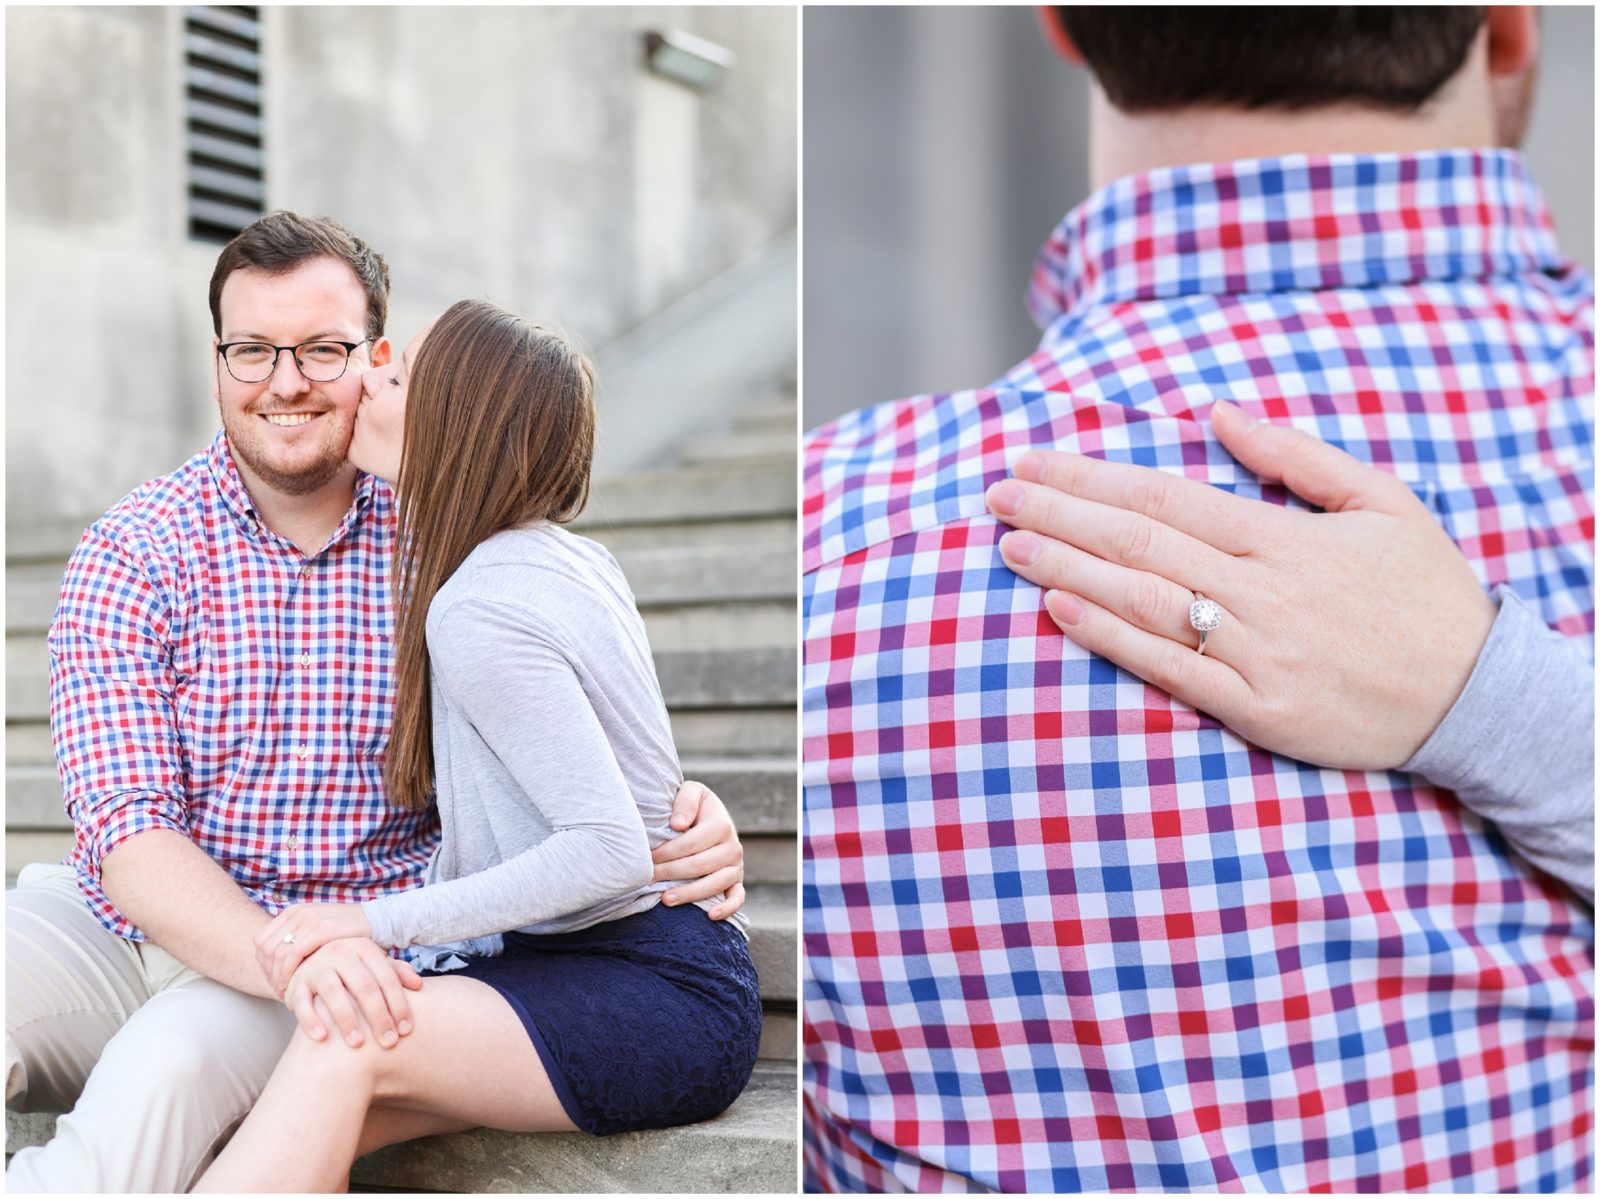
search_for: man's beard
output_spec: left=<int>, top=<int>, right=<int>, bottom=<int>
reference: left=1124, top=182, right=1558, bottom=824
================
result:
left=223, top=405, right=352, bottom=496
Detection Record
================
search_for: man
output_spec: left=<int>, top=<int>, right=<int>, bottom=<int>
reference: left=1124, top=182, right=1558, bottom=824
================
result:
left=803, top=8, right=1591, bottom=1192
left=6, top=211, right=747, bottom=1192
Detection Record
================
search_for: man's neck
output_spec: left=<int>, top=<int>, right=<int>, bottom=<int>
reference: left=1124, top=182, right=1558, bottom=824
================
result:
left=1086, top=59, right=1498, bottom=193
left=235, top=460, right=359, bottom=557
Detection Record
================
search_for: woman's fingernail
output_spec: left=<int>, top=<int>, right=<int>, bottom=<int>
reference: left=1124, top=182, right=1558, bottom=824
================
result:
left=664, top=892, right=677, bottom=906
left=312, top=1026, right=325, bottom=1040
left=399, top=1020, right=413, bottom=1035
left=999, top=531, right=1041, bottom=567
left=1013, top=452, right=1047, bottom=484
left=381, top=1031, right=397, bottom=1047
left=986, top=480, right=1025, bottom=516
left=1215, top=400, right=1254, bottom=427
left=1046, top=590, right=1085, bottom=627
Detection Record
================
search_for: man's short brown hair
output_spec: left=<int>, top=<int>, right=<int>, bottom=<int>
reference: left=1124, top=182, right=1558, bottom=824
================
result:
left=1054, top=6, right=1487, bottom=114
left=208, top=211, right=390, bottom=342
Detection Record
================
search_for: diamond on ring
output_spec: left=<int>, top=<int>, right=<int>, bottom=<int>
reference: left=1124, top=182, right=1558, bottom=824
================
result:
left=282, top=932, right=296, bottom=945
left=1188, top=597, right=1223, bottom=633
left=1189, top=593, right=1223, bottom=656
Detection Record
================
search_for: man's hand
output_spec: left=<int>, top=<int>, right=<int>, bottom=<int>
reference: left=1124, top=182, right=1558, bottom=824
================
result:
left=652, top=780, right=746, bottom=920
left=256, top=902, right=375, bottom=997
left=282, top=938, right=423, bottom=1049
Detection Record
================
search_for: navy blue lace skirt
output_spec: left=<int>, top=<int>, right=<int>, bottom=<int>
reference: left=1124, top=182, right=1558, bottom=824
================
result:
left=432, top=901, right=762, bottom=1136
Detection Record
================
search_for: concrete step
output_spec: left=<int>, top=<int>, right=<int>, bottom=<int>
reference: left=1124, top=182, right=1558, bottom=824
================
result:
left=586, top=517, right=794, bottom=553
left=6, top=830, right=70, bottom=879
left=655, top=647, right=795, bottom=710
left=670, top=710, right=794, bottom=759
left=5, top=764, right=63, bottom=826
left=732, top=398, right=797, bottom=438
left=576, top=464, right=793, bottom=528
left=6, top=637, right=47, bottom=721
left=5, top=724, right=53, bottom=766
left=7, top=759, right=795, bottom=840
left=643, top=601, right=794, bottom=652
left=5, top=642, right=795, bottom=722
left=743, top=835, right=796, bottom=888
left=758, top=1009, right=797, bottom=1062
left=6, top=517, right=93, bottom=563
left=744, top=884, right=796, bottom=1005
left=7, top=1062, right=798, bottom=1193
left=680, top=431, right=795, bottom=467
left=6, top=563, right=62, bottom=634
left=619, top=543, right=794, bottom=608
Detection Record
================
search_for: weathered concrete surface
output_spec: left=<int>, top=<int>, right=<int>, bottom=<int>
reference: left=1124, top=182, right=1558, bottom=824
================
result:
left=656, top=646, right=797, bottom=709
left=574, top=463, right=796, bottom=527
left=6, top=1064, right=798, bottom=1193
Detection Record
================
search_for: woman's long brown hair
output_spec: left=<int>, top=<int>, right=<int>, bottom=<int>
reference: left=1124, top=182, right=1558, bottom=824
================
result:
left=384, top=299, right=596, bottom=811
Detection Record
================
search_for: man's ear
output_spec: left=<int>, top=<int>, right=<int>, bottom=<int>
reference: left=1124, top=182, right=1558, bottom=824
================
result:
left=1035, top=6, right=1084, bottom=66
left=1485, top=6, right=1538, bottom=77
left=371, top=336, right=393, bottom=367
left=210, top=337, right=221, bottom=405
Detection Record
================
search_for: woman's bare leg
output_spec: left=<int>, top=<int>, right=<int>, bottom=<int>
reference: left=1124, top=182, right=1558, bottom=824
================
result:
left=354, top=1104, right=479, bottom=1156
left=194, top=977, right=571, bottom=1193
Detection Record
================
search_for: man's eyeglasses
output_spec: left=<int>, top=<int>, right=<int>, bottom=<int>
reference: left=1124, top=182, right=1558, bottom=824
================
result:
left=216, top=339, right=374, bottom=384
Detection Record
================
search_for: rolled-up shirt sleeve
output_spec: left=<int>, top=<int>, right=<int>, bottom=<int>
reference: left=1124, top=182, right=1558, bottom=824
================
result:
left=49, top=526, right=190, bottom=890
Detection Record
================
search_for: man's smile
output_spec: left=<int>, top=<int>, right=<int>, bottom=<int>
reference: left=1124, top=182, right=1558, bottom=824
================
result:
left=258, top=412, right=323, bottom=428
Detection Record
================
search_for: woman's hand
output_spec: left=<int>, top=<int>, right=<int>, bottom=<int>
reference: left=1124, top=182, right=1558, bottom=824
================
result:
left=652, top=780, right=746, bottom=920
left=283, top=938, right=423, bottom=1048
left=984, top=401, right=1497, bottom=771
left=256, top=902, right=375, bottom=997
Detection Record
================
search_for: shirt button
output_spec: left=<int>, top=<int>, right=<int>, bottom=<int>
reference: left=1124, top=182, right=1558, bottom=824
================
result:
left=296, top=744, right=309, bottom=761
left=300, top=652, right=312, bottom=667
left=285, top=835, right=299, bottom=851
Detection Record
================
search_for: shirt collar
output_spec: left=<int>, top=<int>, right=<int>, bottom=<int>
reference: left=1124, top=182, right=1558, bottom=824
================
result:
left=1025, top=149, right=1569, bottom=331
left=205, top=428, right=383, bottom=546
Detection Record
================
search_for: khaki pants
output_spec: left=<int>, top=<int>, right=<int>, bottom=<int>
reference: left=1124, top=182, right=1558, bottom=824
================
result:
left=5, top=863, right=295, bottom=1193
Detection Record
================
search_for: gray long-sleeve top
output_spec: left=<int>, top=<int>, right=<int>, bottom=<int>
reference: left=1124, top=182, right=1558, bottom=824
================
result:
left=1403, top=585, right=1595, bottom=904
left=361, top=523, right=718, bottom=949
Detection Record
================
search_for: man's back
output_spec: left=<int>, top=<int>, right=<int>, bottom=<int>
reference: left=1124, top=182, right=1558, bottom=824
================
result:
left=802, top=150, right=1593, bottom=1192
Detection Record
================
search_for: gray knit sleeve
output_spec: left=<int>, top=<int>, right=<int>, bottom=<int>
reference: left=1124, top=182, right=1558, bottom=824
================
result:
left=1402, top=586, right=1594, bottom=903
left=360, top=595, right=657, bottom=947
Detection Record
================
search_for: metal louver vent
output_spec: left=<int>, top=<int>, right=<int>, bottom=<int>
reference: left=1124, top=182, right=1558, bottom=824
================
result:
left=185, top=6, right=264, bottom=242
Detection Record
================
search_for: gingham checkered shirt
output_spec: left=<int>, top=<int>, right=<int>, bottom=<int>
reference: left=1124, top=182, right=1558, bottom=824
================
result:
left=50, top=431, right=439, bottom=940
left=802, top=150, right=1595, bottom=1192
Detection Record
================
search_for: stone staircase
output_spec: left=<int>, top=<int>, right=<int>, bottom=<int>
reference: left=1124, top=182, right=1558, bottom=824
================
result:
left=4, top=388, right=799, bottom=1191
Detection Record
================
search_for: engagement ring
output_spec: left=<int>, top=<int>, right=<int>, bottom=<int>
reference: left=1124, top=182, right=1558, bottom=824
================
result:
left=282, top=931, right=296, bottom=945
left=1189, top=593, right=1223, bottom=656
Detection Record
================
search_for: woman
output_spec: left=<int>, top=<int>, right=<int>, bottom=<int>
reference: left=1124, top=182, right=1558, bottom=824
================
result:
left=984, top=400, right=1594, bottom=901
left=196, top=301, right=762, bottom=1192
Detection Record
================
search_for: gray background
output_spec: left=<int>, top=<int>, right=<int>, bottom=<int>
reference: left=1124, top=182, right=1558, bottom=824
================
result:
left=7, top=4, right=797, bottom=525
left=803, top=5, right=1596, bottom=428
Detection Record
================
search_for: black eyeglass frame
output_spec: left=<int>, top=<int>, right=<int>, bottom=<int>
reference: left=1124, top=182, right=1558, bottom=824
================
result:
left=215, top=338, right=376, bottom=384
